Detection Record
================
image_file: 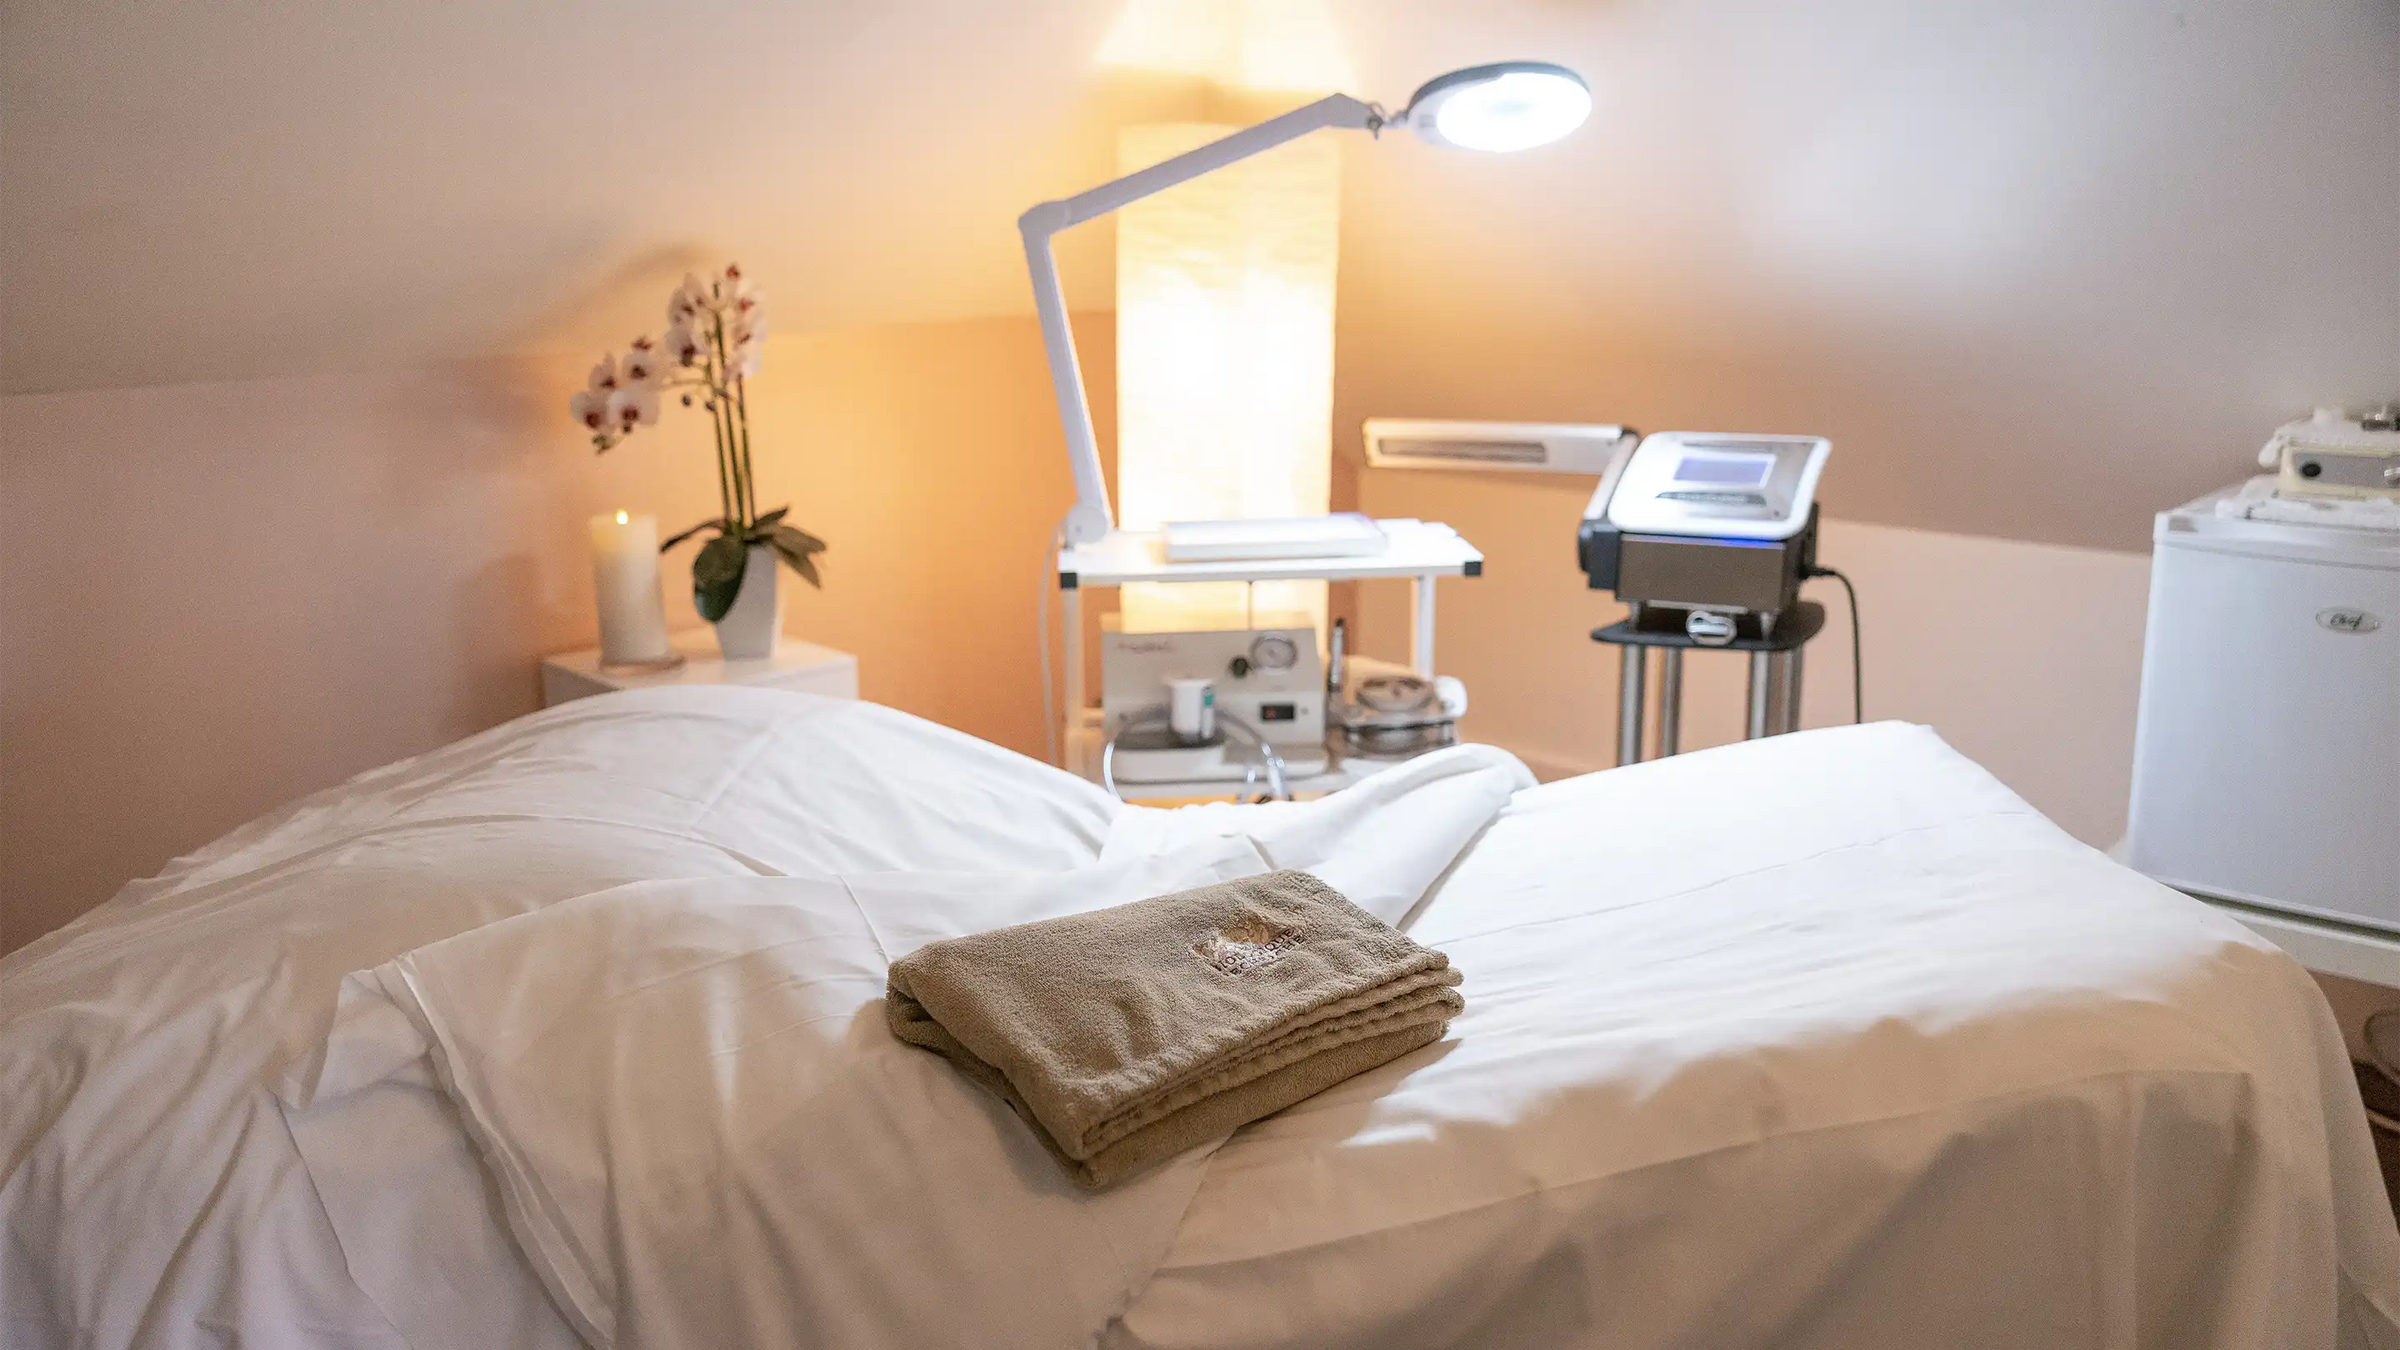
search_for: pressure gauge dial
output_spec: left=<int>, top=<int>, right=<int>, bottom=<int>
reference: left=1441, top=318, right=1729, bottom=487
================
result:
left=1249, top=633, right=1301, bottom=673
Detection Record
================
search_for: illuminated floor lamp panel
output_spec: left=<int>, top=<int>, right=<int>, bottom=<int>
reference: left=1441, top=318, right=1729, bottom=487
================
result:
left=1117, top=122, right=1338, bottom=636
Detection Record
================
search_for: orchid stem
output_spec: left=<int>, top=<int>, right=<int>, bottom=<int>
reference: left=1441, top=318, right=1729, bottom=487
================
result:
left=733, top=374, right=757, bottom=540
left=711, top=315, right=750, bottom=531
left=710, top=381, right=735, bottom=531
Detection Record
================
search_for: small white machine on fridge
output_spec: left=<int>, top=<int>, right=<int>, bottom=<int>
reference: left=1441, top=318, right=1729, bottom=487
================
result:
left=2127, top=486, right=2400, bottom=931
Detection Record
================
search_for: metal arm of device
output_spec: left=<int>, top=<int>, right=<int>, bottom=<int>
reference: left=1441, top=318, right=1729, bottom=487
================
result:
left=1018, top=93, right=1382, bottom=546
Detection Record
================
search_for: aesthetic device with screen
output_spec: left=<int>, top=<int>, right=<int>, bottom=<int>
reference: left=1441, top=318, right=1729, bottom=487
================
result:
left=1603, top=432, right=1830, bottom=540
left=1575, top=429, right=1862, bottom=725
left=1576, top=429, right=1834, bottom=626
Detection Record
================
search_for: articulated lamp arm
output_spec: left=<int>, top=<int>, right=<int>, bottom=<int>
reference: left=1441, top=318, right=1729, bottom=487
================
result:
left=1019, top=94, right=1382, bottom=546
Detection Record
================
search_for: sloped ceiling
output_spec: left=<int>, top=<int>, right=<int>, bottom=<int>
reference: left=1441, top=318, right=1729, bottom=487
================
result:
left=5, top=0, right=2396, bottom=545
left=1, top=1, right=1134, bottom=392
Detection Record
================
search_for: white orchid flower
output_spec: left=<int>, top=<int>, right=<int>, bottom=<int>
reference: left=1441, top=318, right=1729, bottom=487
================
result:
left=569, top=387, right=610, bottom=433
left=607, top=383, right=660, bottom=432
left=664, top=322, right=707, bottom=368
left=619, top=338, right=663, bottom=386
left=674, top=272, right=717, bottom=322
left=729, top=340, right=763, bottom=379
left=729, top=314, right=768, bottom=357
left=587, top=354, right=620, bottom=393
left=666, top=274, right=708, bottom=327
left=728, top=289, right=764, bottom=329
left=717, top=264, right=764, bottom=311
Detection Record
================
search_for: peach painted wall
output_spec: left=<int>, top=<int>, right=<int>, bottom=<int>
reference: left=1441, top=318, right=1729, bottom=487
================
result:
left=0, top=314, right=1112, bottom=952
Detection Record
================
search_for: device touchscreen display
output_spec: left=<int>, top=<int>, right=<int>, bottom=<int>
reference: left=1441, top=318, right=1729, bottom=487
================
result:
left=1673, top=454, right=1773, bottom=486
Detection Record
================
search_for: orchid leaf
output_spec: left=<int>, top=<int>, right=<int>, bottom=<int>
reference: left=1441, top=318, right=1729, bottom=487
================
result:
left=660, top=518, right=728, bottom=553
left=741, top=508, right=794, bottom=547
left=772, top=523, right=828, bottom=556
left=692, top=533, right=749, bottom=621
left=772, top=540, right=823, bottom=589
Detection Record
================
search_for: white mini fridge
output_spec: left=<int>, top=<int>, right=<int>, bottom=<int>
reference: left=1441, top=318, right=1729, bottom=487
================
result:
left=2128, top=485, right=2400, bottom=932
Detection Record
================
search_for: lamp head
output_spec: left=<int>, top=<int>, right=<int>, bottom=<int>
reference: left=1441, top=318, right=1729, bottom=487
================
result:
left=1398, top=61, right=1590, bottom=152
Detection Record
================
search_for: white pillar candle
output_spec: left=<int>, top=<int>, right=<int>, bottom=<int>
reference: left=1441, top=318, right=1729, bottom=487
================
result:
left=588, top=511, right=671, bottom=665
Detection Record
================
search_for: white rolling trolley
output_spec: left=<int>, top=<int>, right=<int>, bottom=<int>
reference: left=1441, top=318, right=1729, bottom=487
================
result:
left=1054, top=520, right=1482, bottom=795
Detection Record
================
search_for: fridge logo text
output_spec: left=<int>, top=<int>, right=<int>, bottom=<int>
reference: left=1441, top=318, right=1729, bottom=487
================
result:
left=2316, top=608, right=2381, bottom=635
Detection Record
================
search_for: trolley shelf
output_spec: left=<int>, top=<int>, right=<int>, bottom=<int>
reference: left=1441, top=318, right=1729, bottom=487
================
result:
left=1056, top=519, right=1482, bottom=588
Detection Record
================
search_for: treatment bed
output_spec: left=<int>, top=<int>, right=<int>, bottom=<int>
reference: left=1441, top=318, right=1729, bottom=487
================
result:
left=3, top=687, right=2395, bottom=1348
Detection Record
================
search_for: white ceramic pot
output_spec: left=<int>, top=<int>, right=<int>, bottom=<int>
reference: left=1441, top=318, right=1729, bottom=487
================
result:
left=711, top=544, right=783, bottom=660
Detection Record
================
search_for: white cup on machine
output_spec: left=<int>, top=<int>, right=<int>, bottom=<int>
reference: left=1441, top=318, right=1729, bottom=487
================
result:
left=1167, top=677, right=1216, bottom=744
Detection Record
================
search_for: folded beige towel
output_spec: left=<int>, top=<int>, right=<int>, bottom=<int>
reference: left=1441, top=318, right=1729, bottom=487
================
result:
left=886, top=869, right=1463, bottom=1189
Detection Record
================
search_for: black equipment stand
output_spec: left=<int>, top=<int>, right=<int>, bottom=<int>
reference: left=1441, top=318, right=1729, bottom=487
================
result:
left=1591, top=601, right=1825, bottom=766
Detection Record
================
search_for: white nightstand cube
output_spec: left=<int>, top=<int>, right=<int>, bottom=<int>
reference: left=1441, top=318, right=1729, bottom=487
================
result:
left=541, top=633, right=859, bottom=708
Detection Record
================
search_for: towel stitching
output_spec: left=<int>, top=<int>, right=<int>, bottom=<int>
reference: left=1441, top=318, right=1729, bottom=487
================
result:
left=1194, top=915, right=1302, bottom=975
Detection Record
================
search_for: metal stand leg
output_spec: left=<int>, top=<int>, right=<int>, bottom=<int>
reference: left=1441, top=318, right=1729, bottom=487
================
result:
left=1656, top=647, right=1683, bottom=757
left=1746, top=650, right=1772, bottom=740
left=1618, top=643, right=1646, bottom=767
left=1061, top=583, right=1083, bottom=769
left=1410, top=574, right=1437, bottom=676
left=1778, top=647, right=1803, bottom=734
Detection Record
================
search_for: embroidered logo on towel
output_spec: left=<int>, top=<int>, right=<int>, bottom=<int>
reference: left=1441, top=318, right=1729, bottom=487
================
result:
left=1196, top=914, right=1300, bottom=975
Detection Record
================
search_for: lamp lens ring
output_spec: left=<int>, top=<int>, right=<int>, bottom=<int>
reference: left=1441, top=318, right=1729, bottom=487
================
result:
left=1401, top=60, right=1591, bottom=152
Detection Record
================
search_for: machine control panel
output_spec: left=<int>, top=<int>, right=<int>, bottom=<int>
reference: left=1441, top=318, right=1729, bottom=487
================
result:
left=1602, top=432, right=1830, bottom=542
left=1100, top=622, right=1325, bottom=749
left=1658, top=489, right=1770, bottom=506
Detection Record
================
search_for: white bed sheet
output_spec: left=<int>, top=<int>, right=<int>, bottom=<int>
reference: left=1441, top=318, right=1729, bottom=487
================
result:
left=0, top=689, right=1117, bottom=1348
left=4, top=691, right=2396, bottom=1350
left=1114, top=724, right=2400, bottom=1348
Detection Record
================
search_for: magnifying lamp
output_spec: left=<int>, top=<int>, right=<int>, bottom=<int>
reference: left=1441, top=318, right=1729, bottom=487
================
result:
left=1400, top=62, right=1592, bottom=152
left=1023, top=61, right=1592, bottom=546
